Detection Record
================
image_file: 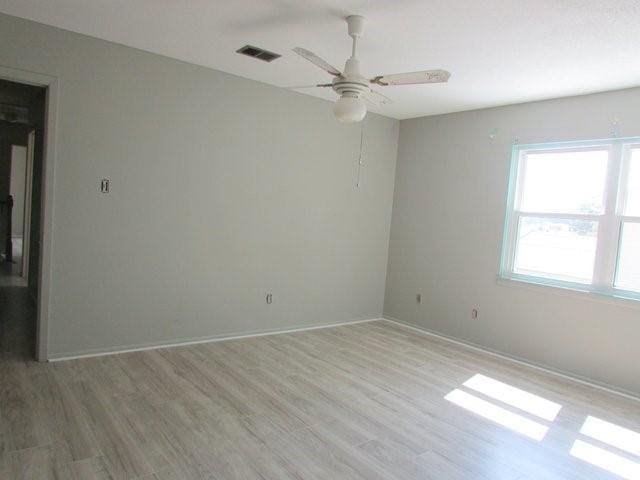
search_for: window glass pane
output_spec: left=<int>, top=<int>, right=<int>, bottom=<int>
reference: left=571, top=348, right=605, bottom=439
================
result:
left=519, top=150, right=608, bottom=214
left=615, top=223, right=640, bottom=292
left=624, top=149, right=640, bottom=216
left=514, top=217, right=598, bottom=283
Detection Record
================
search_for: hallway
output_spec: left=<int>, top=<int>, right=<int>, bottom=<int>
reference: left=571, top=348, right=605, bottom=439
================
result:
left=0, top=254, right=28, bottom=287
left=0, top=286, right=36, bottom=361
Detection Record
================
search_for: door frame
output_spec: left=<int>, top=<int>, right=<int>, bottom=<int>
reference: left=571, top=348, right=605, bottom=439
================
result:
left=0, top=65, right=58, bottom=361
left=22, top=130, right=36, bottom=281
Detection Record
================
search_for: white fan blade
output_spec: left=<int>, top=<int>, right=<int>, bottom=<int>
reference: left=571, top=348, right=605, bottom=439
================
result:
left=292, top=47, right=341, bottom=76
left=288, top=83, right=333, bottom=89
left=371, top=69, right=450, bottom=86
left=362, top=89, right=392, bottom=105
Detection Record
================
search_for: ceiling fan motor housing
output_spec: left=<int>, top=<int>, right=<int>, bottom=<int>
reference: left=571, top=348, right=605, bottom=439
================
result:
left=332, top=58, right=369, bottom=99
left=332, top=15, right=369, bottom=101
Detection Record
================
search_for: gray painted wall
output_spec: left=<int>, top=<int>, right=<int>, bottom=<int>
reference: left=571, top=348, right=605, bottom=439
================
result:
left=0, top=14, right=399, bottom=357
left=385, top=87, right=640, bottom=396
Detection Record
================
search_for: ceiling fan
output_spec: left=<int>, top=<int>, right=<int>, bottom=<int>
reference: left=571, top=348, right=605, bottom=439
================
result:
left=293, top=15, right=451, bottom=123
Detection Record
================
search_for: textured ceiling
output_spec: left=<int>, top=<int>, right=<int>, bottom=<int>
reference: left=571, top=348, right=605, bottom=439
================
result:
left=0, top=0, right=639, bottom=119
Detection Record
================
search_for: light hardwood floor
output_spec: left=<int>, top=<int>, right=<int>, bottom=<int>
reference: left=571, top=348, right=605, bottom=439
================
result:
left=1, top=288, right=639, bottom=479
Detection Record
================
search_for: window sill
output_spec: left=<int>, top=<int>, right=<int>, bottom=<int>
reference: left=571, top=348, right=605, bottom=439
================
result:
left=496, top=274, right=640, bottom=310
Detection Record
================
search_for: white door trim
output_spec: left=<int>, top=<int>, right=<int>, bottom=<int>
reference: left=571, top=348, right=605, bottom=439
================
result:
left=21, top=130, right=35, bottom=281
left=9, top=144, right=27, bottom=276
left=0, top=65, right=58, bottom=361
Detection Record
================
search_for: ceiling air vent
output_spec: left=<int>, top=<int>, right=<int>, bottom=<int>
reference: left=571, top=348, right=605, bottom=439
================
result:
left=236, top=45, right=281, bottom=63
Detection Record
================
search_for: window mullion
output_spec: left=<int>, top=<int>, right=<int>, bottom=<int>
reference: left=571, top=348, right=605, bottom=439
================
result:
left=592, top=144, right=623, bottom=289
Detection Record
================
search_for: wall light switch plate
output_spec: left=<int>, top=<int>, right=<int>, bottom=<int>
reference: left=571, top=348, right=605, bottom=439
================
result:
left=100, top=179, right=110, bottom=193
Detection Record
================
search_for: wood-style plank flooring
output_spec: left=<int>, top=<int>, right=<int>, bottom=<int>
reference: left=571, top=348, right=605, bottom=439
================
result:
left=1, top=287, right=639, bottom=479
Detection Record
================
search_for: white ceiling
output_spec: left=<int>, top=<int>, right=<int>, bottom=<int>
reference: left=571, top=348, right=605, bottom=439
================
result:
left=1, top=0, right=639, bottom=119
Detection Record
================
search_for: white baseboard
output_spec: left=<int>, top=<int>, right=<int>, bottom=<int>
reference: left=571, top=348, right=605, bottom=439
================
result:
left=49, top=314, right=639, bottom=403
left=382, top=316, right=640, bottom=403
left=48, top=317, right=381, bottom=362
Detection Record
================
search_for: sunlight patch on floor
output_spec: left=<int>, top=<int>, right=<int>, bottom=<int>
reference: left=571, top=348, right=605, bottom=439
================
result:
left=444, top=388, right=549, bottom=441
left=463, top=373, right=562, bottom=421
left=580, top=416, right=640, bottom=457
left=570, top=439, right=640, bottom=480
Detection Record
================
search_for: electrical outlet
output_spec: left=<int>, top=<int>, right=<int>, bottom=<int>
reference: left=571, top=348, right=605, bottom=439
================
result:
left=266, top=293, right=273, bottom=304
left=416, top=293, right=422, bottom=304
left=471, top=308, right=478, bottom=319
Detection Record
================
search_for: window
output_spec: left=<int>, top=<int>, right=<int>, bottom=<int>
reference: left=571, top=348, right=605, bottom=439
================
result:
left=500, top=138, right=640, bottom=300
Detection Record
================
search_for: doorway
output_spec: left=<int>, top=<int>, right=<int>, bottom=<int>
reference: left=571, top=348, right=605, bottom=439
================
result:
left=3, top=138, right=35, bottom=284
left=0, top=78, right=46, bottom=359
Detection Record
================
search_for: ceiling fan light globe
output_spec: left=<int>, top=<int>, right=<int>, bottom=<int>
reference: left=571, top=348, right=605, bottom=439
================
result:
left=333, top=95, right=367, bottom=123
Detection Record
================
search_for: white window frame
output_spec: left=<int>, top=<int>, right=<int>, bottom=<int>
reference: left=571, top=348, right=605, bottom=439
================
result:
left=499, top=137, right=640, bottom=302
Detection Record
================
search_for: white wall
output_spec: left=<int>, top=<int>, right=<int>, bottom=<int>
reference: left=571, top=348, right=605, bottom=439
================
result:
left=9, top=144, right=26, bottom=237
left=385, top=87, right=640, bottom=396
left=0, top=14, right=399, bottom=357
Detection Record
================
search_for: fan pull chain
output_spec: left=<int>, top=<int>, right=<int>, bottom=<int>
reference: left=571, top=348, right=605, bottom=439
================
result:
left=356, top=122, right=364, bottom=188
